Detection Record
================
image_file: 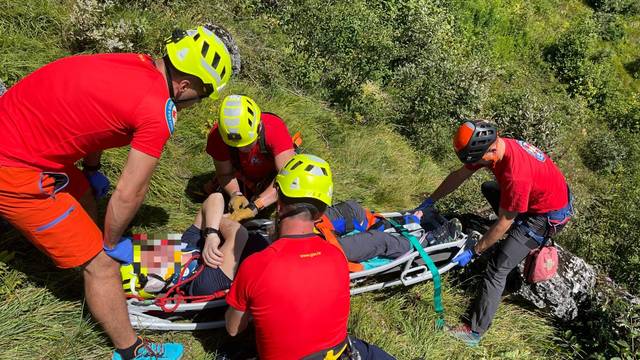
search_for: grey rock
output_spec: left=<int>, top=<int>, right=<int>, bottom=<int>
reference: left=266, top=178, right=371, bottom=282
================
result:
left=0, top=78, right=6, bottom=96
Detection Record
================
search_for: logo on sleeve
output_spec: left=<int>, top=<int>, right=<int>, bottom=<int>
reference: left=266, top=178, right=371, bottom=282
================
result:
left=517, top=140, right=546, bottom=162
left=164, top=99, right=177, bottom=135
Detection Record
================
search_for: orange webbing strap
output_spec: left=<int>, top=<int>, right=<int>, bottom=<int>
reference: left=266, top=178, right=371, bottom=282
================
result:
left=315, top=215, right=364, bottom=272
left=292, top=131, right=303, bottom=151
left=364, top=209, right=386, bottom=230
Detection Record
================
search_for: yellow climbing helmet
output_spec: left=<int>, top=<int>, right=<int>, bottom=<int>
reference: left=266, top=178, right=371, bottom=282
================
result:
left=165, top=26, right=232, bottom=100
left=218, top=95, right=262, bottom=147
left=120, top=264, right=156, bottom=300
left=275, top=154, right=333, bottom=206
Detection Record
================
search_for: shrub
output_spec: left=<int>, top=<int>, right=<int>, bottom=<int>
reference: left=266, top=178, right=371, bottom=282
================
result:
left=489, top=88, right=566, bottom=152
left=595, top=13, right=626, bottom=41
left=68, top=0, right=147, bottom=52
left=585, top=0, right=640, bottom=15
left=601, top=91, right=640, bottom=132
left=274, top=0, right=492, bottom=150
left=579, top=128, right=631, bottom=174
left=624, top=58, right=640, bottom=79
left=544, top=18, right=620, bottom=110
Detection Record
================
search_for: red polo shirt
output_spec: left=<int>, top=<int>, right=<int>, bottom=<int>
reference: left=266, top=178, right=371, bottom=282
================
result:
left=466, top=138, right=568, bottom=214
left=0, top=53, right=174, bottom=171
left=226, top=234, right=350, bottom=360
left=206, top=113, right=293, bottom=182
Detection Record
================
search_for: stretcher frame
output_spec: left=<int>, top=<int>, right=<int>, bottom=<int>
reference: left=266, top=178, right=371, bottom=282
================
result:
left=127, top=212, right=469, bottom=331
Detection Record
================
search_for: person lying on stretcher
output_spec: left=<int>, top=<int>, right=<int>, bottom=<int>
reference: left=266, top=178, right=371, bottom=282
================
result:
left=121, top=192, right=251, bottom=298
left=122, top=198, right=461, bottom=298
left=315, top=200, right=462, bottom=271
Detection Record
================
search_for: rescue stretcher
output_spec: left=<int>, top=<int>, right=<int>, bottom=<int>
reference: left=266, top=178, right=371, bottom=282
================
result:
left=125, top=210, right=471, bottom=331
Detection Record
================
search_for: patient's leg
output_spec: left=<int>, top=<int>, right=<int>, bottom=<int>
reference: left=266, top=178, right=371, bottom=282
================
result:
left=337, top=231, right=410, bottom=263
left=217, top=218, right=249, bottom=280
left=186, top=221, right=248, bottom=295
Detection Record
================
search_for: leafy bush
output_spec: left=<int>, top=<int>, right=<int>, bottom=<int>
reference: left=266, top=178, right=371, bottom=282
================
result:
left=579, top=128, right=631, bottom=174
left=69, top=0, right=147, bottom=52
left=489, top=88, right=566, bottom=152
left=625, top=58, right=640, bottom=79
left=559, top=289, right=640, bottom=359
left=274, top=0, right=492, bottom=152
left=595, top=13, right=626, bottom=41
left=601, top=91, right=640, bottom=132
left=585, top=0, right=640, bottom=15
left=543, top=19, right=617, bottom=108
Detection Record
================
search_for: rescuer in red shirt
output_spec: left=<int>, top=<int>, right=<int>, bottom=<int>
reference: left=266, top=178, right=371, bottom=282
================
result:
left=224, top=154, right=395, bottom=360
left=414, top=120, right=573, bottom=346
left=0, top=25, right=233, bottom=359
left=204, top=94, right=296, bottom=223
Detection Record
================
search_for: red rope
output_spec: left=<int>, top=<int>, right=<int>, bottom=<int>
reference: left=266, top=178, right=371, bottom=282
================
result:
left=153, top=254, right=227, bottom=313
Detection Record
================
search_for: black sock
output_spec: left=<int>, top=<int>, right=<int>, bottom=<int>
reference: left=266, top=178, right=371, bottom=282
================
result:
left=116, top=337, right=143, bottom=360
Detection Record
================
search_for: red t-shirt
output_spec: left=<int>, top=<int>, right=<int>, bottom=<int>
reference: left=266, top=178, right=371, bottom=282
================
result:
left=466, top=138, right=568, bottom=214
left=226, top=234, right=350, bottom=360
left=0, top=53, right=174, bottom=170
left=206, top=113, right=293, bottom=182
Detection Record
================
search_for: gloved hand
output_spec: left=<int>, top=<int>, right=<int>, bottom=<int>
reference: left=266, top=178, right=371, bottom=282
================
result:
left=229, top=205, right=258, bottom=222
left=85, top=171, right=110, bottom=199
left=415, top=197, right=435, bottom=212
left=453, top=248, right=475, bottom=267
left=228, top=193, right=249, bottom=213
left=104, top=237, right=133, bottom=264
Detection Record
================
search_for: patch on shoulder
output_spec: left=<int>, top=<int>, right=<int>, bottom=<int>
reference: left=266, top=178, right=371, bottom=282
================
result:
left=164, top=98, right=177, bottom=135
left=517, top=140, right=546, bottom=162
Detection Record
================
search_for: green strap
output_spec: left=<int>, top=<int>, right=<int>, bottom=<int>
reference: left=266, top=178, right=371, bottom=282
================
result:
left=388, top=219, right=446, bottom=329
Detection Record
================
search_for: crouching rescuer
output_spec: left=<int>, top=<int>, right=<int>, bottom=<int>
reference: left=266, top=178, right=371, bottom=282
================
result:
left=414, top=120, right=573, bottom=346
left=224, top=154, right=395, bottom=359
left=0, top=25, right=233, bottom=359
left=204, top=94, right=296, bottom=222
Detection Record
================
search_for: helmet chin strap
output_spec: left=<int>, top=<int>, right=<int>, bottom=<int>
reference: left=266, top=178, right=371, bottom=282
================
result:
left=164, top=56, right=203, bottom=105
left=164, top=56, right=176, bottom=101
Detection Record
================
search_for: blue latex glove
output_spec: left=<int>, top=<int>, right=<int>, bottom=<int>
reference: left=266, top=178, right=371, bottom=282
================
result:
left=415, top=197, right=435, bottom=212
left=85, top=171, right=110, bottom=199
left=104, top=237, right=133, bottom=264
left=453, top=249, right=475, bottom=267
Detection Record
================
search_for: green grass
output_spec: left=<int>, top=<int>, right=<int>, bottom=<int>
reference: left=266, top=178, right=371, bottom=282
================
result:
left=0, top=74, right=566, bottom=358
left=3, top=0, right=639, bottom=358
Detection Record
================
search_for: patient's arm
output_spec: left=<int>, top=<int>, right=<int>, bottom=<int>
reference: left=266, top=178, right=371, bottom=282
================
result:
left=195, top=193, right=225, bottom=268
left=192, top=193, right=249, bottom=279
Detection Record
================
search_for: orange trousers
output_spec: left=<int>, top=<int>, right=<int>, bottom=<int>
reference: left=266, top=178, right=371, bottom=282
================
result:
left=0, top=166, right=102, bottom=268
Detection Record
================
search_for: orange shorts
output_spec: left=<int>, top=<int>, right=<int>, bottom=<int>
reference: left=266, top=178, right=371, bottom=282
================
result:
left=0, top=166, right=102, bottom=268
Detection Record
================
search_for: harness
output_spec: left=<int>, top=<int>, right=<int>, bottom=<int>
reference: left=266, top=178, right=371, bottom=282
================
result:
left=302, top=336, right=362, bottom=360
left=227, top=113, right=303, bottom=194
left=314, top=205, right=384, bottom=273
left=517, top=186, right=575, bottom=245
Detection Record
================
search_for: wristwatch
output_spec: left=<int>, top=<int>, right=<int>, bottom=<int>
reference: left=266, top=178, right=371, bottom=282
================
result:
left=202, top=227, right=220, bottom=237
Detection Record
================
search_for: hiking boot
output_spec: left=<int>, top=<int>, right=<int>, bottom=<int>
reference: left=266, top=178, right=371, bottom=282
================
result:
left=430, top=218, right=463, bottom=245
left=112, top=341, right=184, bottom=360
left=447, top=324, right=481, bottom=347
left=448, top=218, right=463, bottom=238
